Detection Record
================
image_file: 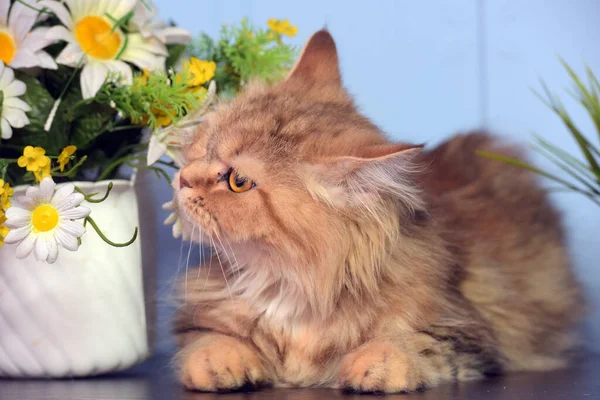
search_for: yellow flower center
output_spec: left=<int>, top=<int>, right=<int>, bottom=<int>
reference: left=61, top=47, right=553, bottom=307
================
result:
left=32, top=204, right=59, bottom=232
left=0, top=30, right=16, bottom=64
left=74, top=16, right=123, bottom=60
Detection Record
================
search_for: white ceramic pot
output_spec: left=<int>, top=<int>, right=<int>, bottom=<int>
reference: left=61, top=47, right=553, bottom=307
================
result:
left=0, top=173, right=157, bottom=377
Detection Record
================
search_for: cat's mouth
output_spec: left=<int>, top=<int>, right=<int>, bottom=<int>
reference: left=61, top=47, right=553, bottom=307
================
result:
left=176, top=191, right=223, bottom=244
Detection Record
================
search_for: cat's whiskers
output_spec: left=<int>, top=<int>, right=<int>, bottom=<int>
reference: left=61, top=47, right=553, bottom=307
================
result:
left=220, top=232, right=242, bottom=280
left=210, top=235, right=233, bottom=301
left=193, top=226, right=204, bottom=293
left=184, top=224, right=197, bottom=301
left=214, top=232, right=236, bottom=282
left=168, top=227, right=189, bottom=304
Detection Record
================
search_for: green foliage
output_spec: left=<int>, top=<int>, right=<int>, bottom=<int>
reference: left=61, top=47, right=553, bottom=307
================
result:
left=478, top=60, right=600, bottom=206
left=96, top=68, right=203, bottom=131
left=188, top=18, right=297, bottom=97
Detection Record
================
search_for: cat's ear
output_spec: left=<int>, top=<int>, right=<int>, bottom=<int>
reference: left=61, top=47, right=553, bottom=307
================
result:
left=305, top=144, right=424, bottom=210
left=286, top=29, right=341, bottom=86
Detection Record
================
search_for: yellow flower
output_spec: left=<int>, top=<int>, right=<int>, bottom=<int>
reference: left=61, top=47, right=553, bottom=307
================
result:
left=267, top=18, right=298, bottom=37
left=58, top=145, right=77, bottom=172
left=0, top=180, right=13, bottom=210
left=186, top=58, right=216, bottom=86
left=0, top=211, right=8, bottom=248
left=34, top=162, right=52, bottom=183
left=18, top=146, right=50, bottom=172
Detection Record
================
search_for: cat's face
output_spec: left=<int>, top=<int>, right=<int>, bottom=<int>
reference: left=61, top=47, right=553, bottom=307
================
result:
left=175, top=31, right=422, bottom=263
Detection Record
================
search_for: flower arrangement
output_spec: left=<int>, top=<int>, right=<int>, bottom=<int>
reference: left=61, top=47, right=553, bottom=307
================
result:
left=0, top=0, right=298, bottom=263
left=478, top=61, right=600, bottom=206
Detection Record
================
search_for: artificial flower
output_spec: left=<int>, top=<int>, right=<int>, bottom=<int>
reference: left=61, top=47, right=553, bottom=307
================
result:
left=186, top=58, right=216, bottom=86
left=267, top=18, right=298, bottom=37
left=34, top=162, right=52, bottom=183
left=0, top=0, right=58, bottom=69
left=42, top=0, right=169, bottom=99
left=0, top=63, right=30, bottom=139
left=147, top=81, right=216, bottom=166
left=58, top=145, right=77, bottom=171
left=130, top=0, right=192, bottom=45
left=0, top=179, right=12, bottom=209
left=18, top=146, right=50, bottom=172
left=3, top=178, right=90, bottom=263
left=0, top=211, right=9, bottom=248
left=163, top=197, right=190, bottom=240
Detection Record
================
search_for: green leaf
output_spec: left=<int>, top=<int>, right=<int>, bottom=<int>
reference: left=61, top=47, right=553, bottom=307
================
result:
left=13, top=73, right=55, bottom=136
left=70, top=102, right=116, bottom=150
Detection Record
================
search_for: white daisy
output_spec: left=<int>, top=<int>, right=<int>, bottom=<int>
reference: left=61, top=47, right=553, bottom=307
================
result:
left=130, top=0, right=191, bottom=45
left=163, top=197, right=190, bottom=240
left=147, top=80, right=217, bottom=166
left=0, top=0, right=58, bottom=69
left=0, top=63, right=31, bottom=139
left=41, top=0, right=169, bottom=99
left=3, top=178, right=90, bottom=264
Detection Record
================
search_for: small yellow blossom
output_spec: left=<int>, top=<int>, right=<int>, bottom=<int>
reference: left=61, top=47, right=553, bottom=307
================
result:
left=267, top=18, right=298, bottom=37
left=186, top=58, right=216, bottom=86
left=58, top=145, right=77, bottom=171
left=35, top=162, right=52, bottom=183
left=18, top=146, right=50, bottom=172
left=0, top=211, right=8, bottom=248
left=0, top=180, right=13, bottom=209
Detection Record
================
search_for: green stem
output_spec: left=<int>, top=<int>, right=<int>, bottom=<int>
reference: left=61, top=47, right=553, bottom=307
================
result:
left=15, top=0, right=52, bottom=14
left=85, top=216, right=138, bottom=247
left=75, top=182, right=113, bottom=203
left=109, top=124, right=144, bottom=132
left=51, top=156, right=88, bottom=178
left=97, top=154, right=136, bottom=181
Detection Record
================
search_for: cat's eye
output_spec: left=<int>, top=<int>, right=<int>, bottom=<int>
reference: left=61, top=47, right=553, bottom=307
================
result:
left=226, top=169, right=255, bottom=193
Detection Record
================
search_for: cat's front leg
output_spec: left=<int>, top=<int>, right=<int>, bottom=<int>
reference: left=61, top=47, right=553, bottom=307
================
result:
left=177, top=332, right=272, bottom=392
left=338, top=329, right=502, bottom=394
left=338, top=337, right=434, bottom=393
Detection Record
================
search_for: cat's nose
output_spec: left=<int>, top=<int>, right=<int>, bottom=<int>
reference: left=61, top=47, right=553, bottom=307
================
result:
left=180, top=174, right=192, bottom=189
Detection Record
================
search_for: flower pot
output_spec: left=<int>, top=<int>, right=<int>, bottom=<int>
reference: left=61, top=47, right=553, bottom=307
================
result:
left=0, top=173, right=157, bottom=377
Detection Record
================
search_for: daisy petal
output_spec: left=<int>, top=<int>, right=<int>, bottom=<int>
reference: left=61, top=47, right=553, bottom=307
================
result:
left=8, top=48, right=40, bottom=69
left=3, top=108, right=30, bottom=129
left=0, top=66, right=14, bottom=89
left=52, top=183, right=75, bottom=205
left=38, top=1, right=73, bottom=28
left=4, top=97, right=32, bottom=112
left=34, top=236, right=49, bottom=261
left=164, top=212, right=177, bottom=225
left=21, top=27, right=59, bottom=52
left=46, top=25, right=76, bottom=44
left=0, top=0, right=9, bottom=26
left=14, top=195, right=36, bottom=209
left=105, top=60, right=133, bottom=86
left=158, top=27, right=192, bottom=44
left=54, top=193, right=85, bottom=211
left=35, top=51, right=59, bottom=70
left=55, top=228, right=78, bottom=251
left=8, top=0, right=38, bottom=41
left=4, top=225, right=32, bottom=243
left=5, top=207, right=32, bottom=227
left=80, top=62, right=108, bottom=99
left=46, top=237, right=59, bottom=264
left=56, top=43, right=85, bottom=68
left=3, top=79, right=26, bottom=97
left=1, top=118, right=12, bottom=140
left=15, top=233, right=37, bottom=259
left=39, top=178, right=56, bottom=202
left=58, top=220, right=86, bottom=237
left=59, top=206, right=90, bottom=220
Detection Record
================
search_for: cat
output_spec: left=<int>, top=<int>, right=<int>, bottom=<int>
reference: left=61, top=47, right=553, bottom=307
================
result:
left=171, top=30, right=583, bottom=393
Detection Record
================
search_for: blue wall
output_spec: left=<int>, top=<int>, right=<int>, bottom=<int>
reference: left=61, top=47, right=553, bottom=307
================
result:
left=151, top=0, right=600, bottom=353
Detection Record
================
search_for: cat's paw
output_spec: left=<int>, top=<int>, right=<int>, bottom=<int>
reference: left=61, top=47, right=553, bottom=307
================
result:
left=179, top=334, right=270, bottom=392
left=338, top=340, right=425, bottom=393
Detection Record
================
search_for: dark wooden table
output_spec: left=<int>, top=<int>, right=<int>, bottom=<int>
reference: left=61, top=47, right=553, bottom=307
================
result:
left=0, top=352, right=598, bottom=400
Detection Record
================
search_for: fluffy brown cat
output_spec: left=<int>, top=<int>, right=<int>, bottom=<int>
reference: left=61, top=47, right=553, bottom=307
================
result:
left=172, top=30, right=583, bottom=393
